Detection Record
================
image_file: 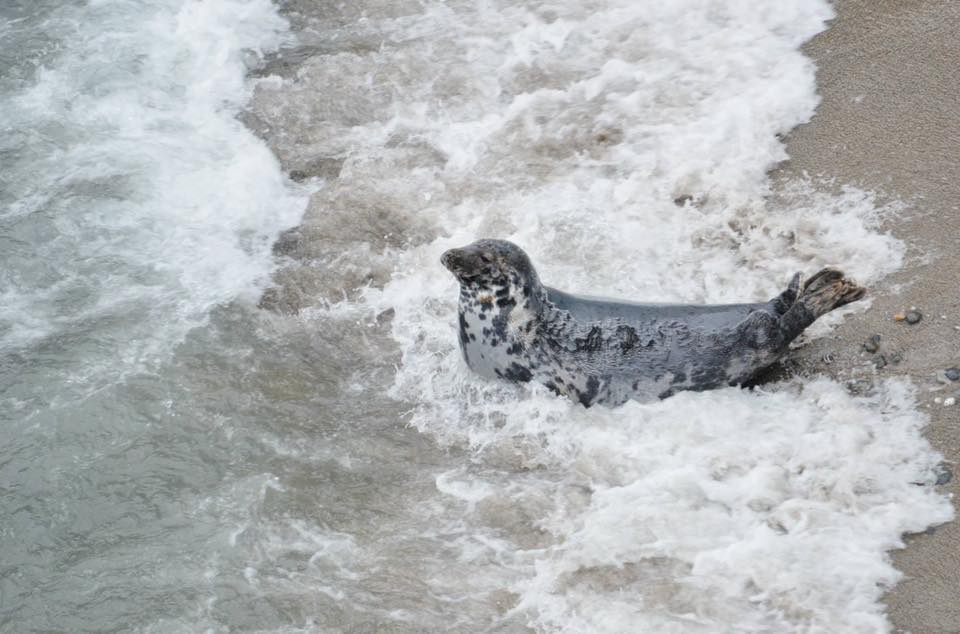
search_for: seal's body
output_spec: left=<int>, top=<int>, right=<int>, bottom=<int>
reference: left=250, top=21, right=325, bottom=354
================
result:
left=442, top=240, right=865, bottom=406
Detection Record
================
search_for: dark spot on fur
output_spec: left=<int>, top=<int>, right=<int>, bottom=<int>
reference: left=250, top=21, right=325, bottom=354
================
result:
left=577, top=376, right=600, bottom=408
left=491, top=314, right=509, bottom=337
left=577, top=376, right=600, bottom=407
left=457, top=313, right=470, bottom=363
left=503, top=363, right=533, bottom=383
left=575, top=326, right=604, bottom=352
left=616, top=324, right=638, bottom=352
left=478, top=313, right=486, bottom=320
left=544, top=381, right=562, bottom=396
left=496, top=297, right=516, bottom=308
left=506, top=342, right=523, bottom=355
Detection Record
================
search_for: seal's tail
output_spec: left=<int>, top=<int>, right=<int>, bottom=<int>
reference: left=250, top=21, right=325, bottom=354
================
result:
left=778, top=268, right=866, bottom=341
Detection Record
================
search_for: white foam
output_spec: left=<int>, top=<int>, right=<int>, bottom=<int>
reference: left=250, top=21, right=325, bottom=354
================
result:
left=503, top=380, right=950, bottom=632
left=308, top=0, right=955, bottom=629
left=0, top=0, right=305, bottom=371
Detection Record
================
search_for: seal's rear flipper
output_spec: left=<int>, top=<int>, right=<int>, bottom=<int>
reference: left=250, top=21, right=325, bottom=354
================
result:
left=779, top=268, right=865, bottom=341
left=770, top=272, right=802, bottom=315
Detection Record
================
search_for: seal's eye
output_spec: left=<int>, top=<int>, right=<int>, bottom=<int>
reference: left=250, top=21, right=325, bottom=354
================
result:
left=475, top=252, right=503, bottom=278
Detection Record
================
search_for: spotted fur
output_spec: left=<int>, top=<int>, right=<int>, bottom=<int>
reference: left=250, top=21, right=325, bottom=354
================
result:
left=442, top=240, right=865, bottom=407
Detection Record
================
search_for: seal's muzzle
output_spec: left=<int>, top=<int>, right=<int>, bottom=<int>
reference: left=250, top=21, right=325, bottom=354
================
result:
left=440, top=248, right=464, bottom=272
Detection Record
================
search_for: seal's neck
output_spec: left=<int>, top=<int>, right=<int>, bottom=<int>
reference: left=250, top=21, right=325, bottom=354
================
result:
left=460, top=278, right=541, bottom=314
left=456, top=278, right=547, bottom=348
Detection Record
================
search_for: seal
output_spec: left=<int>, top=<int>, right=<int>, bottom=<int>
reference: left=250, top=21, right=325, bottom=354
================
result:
left=441, top=239, right=865, bottom=406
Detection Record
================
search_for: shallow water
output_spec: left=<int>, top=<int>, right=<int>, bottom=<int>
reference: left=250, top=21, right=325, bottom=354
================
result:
left=1, top=0, right=952, bottom=632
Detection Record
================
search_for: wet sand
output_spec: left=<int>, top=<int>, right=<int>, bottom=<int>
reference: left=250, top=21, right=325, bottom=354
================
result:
left=777, top=1, right=960, bottom=630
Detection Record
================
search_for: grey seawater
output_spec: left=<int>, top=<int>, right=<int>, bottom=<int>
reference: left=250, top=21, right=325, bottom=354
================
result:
left=3, top=308, right=452, bottom=631
left=2, top=1, right=525, bottom=632
left=5, top=0, right=946, bottom=632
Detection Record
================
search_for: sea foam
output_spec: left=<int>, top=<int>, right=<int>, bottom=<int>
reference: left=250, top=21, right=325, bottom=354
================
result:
left=279, top=0, right=954, bottom=630
left=0, top=0, right=305, bottom=389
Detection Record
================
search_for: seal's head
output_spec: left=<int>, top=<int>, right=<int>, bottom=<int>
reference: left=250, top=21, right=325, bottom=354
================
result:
left=441, top=239, right=540, bottom=294
left=442, top=239, right=544, bottom=379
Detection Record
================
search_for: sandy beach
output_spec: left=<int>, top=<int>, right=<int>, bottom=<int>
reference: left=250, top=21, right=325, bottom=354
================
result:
left=778, top=1, right=960, bottom=630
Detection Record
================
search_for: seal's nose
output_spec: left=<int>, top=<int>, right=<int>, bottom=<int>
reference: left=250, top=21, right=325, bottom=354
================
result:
left=441, top=248, right=465, bottom=272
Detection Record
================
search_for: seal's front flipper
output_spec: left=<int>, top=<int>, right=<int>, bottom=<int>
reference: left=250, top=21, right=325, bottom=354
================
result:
left=770, top=272, right=803, bottom=315
left=779, top=268, right=865, bottom=341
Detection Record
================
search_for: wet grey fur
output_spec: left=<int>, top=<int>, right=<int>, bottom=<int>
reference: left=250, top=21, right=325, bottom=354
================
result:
left=441, top=239, right=865, bottom=407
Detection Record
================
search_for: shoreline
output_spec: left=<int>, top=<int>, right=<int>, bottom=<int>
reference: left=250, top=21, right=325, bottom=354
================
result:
left=777, top=1, right=960, bottom=630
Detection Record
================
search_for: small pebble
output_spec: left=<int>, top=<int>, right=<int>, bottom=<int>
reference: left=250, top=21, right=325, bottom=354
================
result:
left=946, top=367, right=960, bottom=381
left=862, top=334, right=880, bottom=353
left=934, top=397, right=943, bottom=404
left=935, top=466, right=953, bottom=486
left=890, top=352, right=903, bottom=365
left=945, top=397, right=956, bottom=407
left=846, top=379, right=872, bottom=395
left=893, top=312, right=906, bottom=321
left=905, top=310, right=923, bottom=324
left=875, top=355, right=887, bottom=370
